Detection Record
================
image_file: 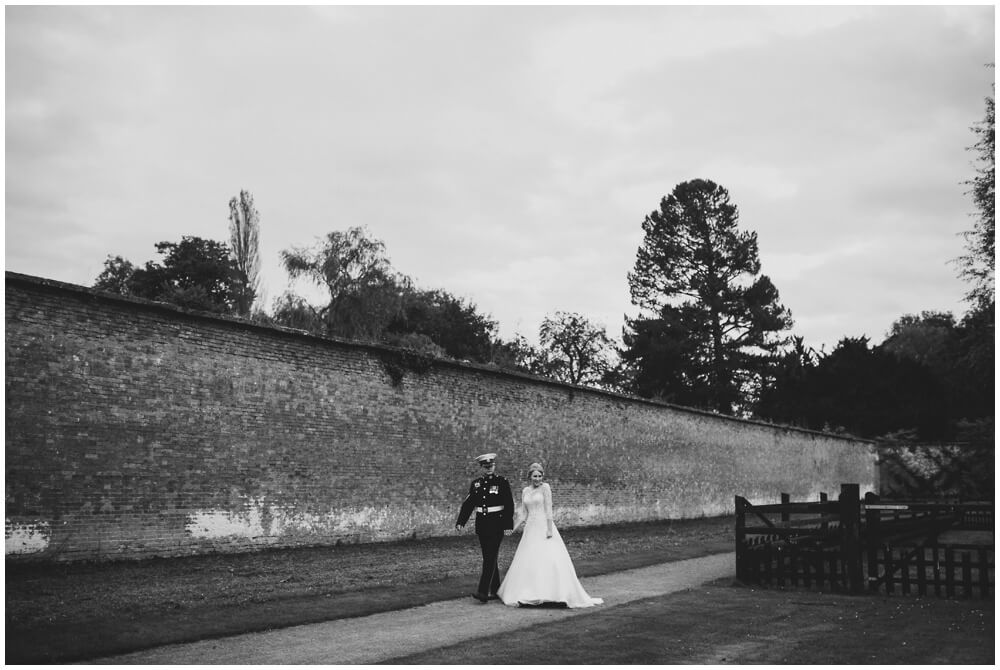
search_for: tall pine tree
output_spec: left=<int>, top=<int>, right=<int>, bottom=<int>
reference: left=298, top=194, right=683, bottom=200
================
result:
left=624, top=179, right=792, bottom=414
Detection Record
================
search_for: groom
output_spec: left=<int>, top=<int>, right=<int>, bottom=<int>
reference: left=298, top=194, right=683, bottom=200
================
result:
left=455, top=452, right=515, bottom=603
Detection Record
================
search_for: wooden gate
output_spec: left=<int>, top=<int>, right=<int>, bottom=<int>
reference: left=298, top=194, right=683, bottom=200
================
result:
left=864, top=494, right=994, bottom=599
left=735, top=483, right=864, bottom=593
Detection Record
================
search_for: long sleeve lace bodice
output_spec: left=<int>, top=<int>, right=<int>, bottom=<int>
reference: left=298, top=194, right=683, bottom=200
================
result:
left=515, top=483, right=553, bottom=535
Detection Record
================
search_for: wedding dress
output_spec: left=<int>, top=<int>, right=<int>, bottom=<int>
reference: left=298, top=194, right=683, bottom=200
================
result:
left=497, top=482, right=603, bottom=608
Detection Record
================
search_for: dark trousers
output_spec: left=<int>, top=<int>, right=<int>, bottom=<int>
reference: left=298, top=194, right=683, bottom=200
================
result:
left=476, top=526, right=504, bottom=596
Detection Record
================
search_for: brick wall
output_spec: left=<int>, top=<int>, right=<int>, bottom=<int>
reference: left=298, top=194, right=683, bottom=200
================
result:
left=5, top=272, right=879, bottom=562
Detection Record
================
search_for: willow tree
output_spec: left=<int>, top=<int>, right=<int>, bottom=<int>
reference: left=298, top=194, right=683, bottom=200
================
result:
left=279, top=226, right=400, bottom=341
left=623, top=178, right=792, bottom=414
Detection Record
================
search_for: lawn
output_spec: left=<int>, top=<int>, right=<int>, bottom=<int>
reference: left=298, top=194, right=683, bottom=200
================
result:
left=388, top=580, right=994, bottom=664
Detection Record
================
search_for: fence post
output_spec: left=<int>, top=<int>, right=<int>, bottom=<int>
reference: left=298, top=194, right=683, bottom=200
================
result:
left=781, top=492, right=790, bottom=523
left=820, top=492, right=829, bottom=531
left=864, top=491, right=880, bottom=593
left=840, top=483, right=863, bottom=594
left=735, top=496, right=747, bottom=581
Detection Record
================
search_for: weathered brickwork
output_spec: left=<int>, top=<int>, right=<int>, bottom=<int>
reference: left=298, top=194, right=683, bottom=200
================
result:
left=5, top=272, right=879, bottom=562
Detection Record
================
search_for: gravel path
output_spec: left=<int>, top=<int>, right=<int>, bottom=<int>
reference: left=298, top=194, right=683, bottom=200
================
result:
left=86, top=552, right=735, bottom=665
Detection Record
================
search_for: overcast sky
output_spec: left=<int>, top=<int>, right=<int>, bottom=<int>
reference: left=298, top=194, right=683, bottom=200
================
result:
left=5, top=5, right=995, bottom=352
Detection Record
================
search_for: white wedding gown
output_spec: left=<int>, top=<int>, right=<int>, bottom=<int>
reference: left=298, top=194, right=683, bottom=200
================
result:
left=497, top=483, right=603, bottom=608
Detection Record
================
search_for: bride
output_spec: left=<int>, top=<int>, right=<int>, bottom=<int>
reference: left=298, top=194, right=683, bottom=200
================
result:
left=497, top=462, right=603, bottom=608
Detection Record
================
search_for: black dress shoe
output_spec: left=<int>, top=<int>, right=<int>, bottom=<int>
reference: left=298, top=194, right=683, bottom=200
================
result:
left=488, top=594, right=500, bottom=600
left=472, top=592, right=489, bottom=603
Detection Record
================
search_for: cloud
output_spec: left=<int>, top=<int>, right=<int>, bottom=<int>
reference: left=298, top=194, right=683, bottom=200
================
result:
left=4, top=5, right=992, bottom=357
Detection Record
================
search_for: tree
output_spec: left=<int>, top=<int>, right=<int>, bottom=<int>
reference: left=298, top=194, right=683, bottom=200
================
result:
left=386, top=288, right=498, bottom=362
left=957, top=75, right=995, bottom=308
left=323, top=278, right=409, bottom=342
left=537, top=311, right=616, bottom=386
left=951, top=75, right=996, bottom=427
left=487, top=334, right=542, bottom=374
left=950, top=302, right=995, bottom=422
left=279, top=227, right=403, bottom=341
left=754, top=335, right=819, bottom=427
left=881, top=311, right=957, bottom=372
left=270, top=292, right=324, bottom=332
left=281, top=227, right=393, bottom=304
left=621, top=305, right=716, bottom=407
left=93, top=237, right=239, bottom=314
left=883, top=309, right=994, bottom=430
left=761, top=307, right=994, bottom=441
left=228, top=190, right=261, bottom=316
left=757, top=336, right=952, bottom=440
left=278, top=228, right=500, bottom=358
left=624, top=179, right=793, bottom=414
left=94, top=255, right=137, bottom=295
left=133, top=237, right=240, bottom=313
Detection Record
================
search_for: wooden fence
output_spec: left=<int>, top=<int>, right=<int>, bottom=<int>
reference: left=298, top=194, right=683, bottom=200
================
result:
left=864, top=493, right=993, bottom=599
left=735, top=485, right=994, bottom=599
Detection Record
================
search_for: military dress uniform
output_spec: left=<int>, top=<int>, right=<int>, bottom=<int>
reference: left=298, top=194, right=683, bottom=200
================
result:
left=456, top=456, right=515, bottom=601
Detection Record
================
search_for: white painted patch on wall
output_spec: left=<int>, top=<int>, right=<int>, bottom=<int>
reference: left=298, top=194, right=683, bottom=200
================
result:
left=331, top=506, right=390, bottom=532
left=569, top=503, right=607, bottom=524
left=5, top=520, right=51, bottom=555
left=185, top=497, right=272, bottom=539
left=184, top=497, right=442, bottom=540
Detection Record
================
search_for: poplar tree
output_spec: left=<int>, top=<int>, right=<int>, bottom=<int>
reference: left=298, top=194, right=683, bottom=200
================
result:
left=228, top=189, right=261, bottom=317
left=623, top=178, right=792, bottom=414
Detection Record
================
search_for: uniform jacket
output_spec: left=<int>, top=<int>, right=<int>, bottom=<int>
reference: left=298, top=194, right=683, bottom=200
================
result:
left=456, top=473, right=515, bottom=533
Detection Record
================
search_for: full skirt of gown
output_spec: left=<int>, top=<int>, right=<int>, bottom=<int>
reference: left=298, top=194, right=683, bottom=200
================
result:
left=497, top=488, right=603, bottom=608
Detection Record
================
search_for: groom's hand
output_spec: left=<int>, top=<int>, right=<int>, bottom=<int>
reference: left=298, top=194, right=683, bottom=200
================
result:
left=504, top=529, right=513, bottom=536
left=455, top=523, right=463, bottom=532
